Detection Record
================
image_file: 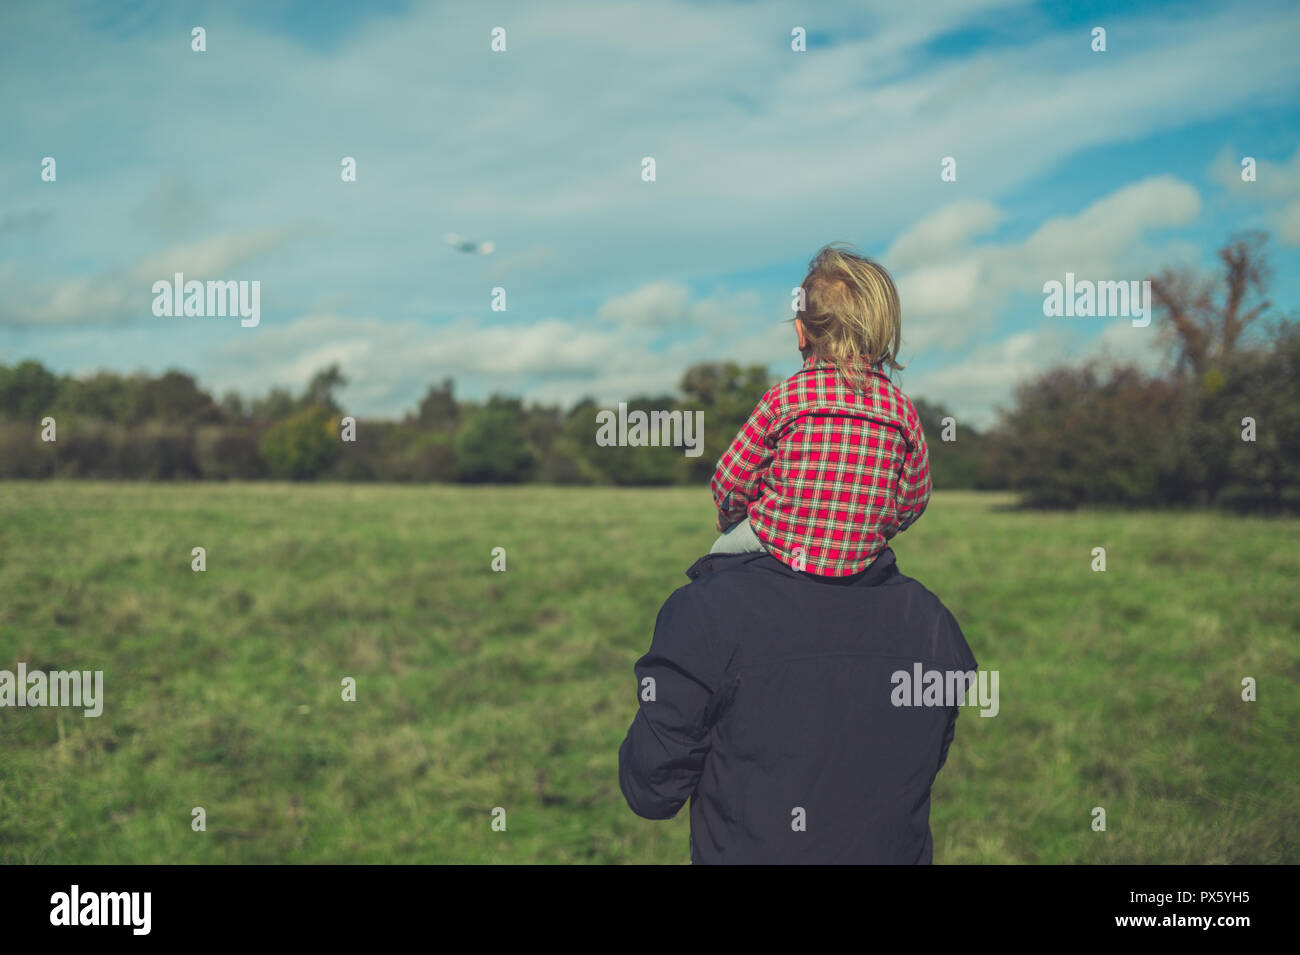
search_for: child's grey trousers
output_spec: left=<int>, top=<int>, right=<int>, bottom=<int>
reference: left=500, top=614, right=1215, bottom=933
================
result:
left=710, top=518, right=768, bottom=555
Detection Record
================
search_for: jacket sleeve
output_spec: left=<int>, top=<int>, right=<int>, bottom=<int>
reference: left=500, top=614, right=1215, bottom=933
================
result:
left=710, top=389, right=779, bottom=525
left=936, top=608, right=977, bottom=774
left=618, top=589, right=722, bottom=820
left=936, top=707, right=959, bottom=773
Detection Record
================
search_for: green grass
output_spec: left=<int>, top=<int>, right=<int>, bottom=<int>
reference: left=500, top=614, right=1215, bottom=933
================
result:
left=0, top=482, right=1297, bottom=863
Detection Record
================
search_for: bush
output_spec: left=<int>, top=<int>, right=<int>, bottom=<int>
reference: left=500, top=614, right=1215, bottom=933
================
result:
left=988, top=363, right=1187, bottom=508
left=455, top=406, right=537, bottom=483
left=1197, top=322, right=1300, bottom=511
left=118, top=423, right=201, bottom=479
left=913, top=398, right=1003, bottom=490
left=52, top=419, right=121, bottom=478
left=537, top=438, right=600, bottom=484
left=196, top=426, right=267, bottom=480
left=0, top=420, right=54, bottom=478
left=0, top=361, right=61, bottom=420
left=259, top=406, right=341, bottom=480
left=391, top=431, right=458, bottom=482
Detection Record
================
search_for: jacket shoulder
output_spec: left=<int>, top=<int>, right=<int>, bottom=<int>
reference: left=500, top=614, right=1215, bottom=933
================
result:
left=887, top=572, right=977, bottom=670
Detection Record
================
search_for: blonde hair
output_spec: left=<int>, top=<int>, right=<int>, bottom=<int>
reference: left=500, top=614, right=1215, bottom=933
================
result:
left=797, top=243, right=903, bottom=392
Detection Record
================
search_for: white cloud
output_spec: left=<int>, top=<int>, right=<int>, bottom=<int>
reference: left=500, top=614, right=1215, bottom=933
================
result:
left=196, top=283, right=788, bottom=415
left=897, top=262, right=983, bottom=324
left=887, top=176, right=1200, bottom=353
left=0, top=227, right=301, bottom=326
left=1279, top=201, right=1300, bottom=245
left=1209, top=145, right=1300, bottom=245
left=904, top=329, right=1070, bottom=426
left=905, top=317, right=1171, bottom=430
left=886, top=200, right=1002, bottom=269
left=597, top=282, right=691, bottom=326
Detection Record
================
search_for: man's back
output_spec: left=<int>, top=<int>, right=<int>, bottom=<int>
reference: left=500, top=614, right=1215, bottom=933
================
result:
left=618, top=548, right=977, bottom=864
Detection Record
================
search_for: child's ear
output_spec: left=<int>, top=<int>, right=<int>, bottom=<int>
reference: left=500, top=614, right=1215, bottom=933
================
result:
left=794, top=318, right=808, bottom=350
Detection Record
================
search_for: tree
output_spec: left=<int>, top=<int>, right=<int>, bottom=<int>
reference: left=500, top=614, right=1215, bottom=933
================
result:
left=679, top=362, right=773, bottom=482
left=584, top=393, right=682, bottom=485
left=136, top=370, right=220, bottom=424
left=259, top=406, right=342, bottom=479
left=251, top=388, right=296, bottom=423
left=302, top=365, right=347, bottom=414
left=0, top=360, right=62, bottom=420
left=454, top=399, right=538, bottom=482
left=220, top=390, right=247, bottom=421
left=1150, top=231, right=1274, bottom=380
left=58, top=371, right=132, bottom=422
left=1188, top=318, right=1300, bottom=511
left=912, top=397, right=999, bottom=490
left=414, top=378, right=458, bottom=431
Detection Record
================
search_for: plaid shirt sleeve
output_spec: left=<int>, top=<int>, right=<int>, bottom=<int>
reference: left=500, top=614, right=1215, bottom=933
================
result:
left=711, top=389, right=779, bottom=524
left=894, top=404, right=931, bottom=533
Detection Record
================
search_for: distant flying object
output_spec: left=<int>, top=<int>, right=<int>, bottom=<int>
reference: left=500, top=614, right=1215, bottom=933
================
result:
left=444, top=233, right=495, bottom=255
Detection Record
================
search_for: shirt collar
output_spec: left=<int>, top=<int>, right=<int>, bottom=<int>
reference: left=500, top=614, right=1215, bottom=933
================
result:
left=800, top=354, right=887, bottom=380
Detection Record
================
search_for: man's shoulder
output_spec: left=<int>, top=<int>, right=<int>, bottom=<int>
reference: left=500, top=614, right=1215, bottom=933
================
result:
left=884, top=569, right=977, bottom=670
left=888, top=564, right=949, bottom=609
left=667, top=553, right=762, bottom=612
left=672, top=552, right=975, bottom=668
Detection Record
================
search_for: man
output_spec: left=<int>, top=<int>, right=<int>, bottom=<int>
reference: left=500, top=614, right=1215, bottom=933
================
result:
left=617, top=547, right=977, bottom=864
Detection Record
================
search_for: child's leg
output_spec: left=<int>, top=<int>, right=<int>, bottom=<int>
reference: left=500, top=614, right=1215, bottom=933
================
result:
left=709, top=517, right=768, bottom=555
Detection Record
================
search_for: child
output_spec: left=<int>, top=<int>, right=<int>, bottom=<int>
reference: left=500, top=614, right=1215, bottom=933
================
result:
left=709, top=244, right=931, bottom=577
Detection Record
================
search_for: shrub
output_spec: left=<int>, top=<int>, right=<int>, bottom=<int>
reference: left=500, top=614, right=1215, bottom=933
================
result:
left=196, top=426, right=268, bottom=480
left=988, top=363, right=1187, bottom=508
left=455, top=406, right=537, bottom=483
left=259, top=406, right=341, bottom=480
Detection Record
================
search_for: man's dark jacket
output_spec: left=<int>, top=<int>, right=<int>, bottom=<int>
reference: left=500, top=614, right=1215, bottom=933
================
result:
left=618, top=547, right=977, bottom=864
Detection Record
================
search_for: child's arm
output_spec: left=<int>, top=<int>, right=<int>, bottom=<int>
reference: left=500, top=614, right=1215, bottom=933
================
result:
left=895, top=405, right=932, bottom=532
left=710, top=391, right=778, bottom=526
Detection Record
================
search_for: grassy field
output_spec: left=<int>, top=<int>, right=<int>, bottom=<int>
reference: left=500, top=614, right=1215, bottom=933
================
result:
left=0, top=482, right=1297, bottom=864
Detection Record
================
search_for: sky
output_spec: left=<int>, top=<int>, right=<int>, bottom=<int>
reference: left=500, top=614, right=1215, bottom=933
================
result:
left=2, top=0, right=1298, bottom=427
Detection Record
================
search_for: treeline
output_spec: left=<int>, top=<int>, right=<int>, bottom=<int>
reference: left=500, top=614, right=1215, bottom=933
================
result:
left=0, top=359, right=990, bottom=488
left=1, top=233, right=1295, bottom=510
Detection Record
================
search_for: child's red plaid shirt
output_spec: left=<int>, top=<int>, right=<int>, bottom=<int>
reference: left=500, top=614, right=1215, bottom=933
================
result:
left=711, top=355, right=931, bottom=577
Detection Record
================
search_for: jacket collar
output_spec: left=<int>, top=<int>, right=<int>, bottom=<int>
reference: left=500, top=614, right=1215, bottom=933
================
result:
left=685, top=547, right=899, bottom=587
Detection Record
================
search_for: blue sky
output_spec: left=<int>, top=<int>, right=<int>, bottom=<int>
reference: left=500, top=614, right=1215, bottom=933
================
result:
left=2, top=0, right=1298, bottom=426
